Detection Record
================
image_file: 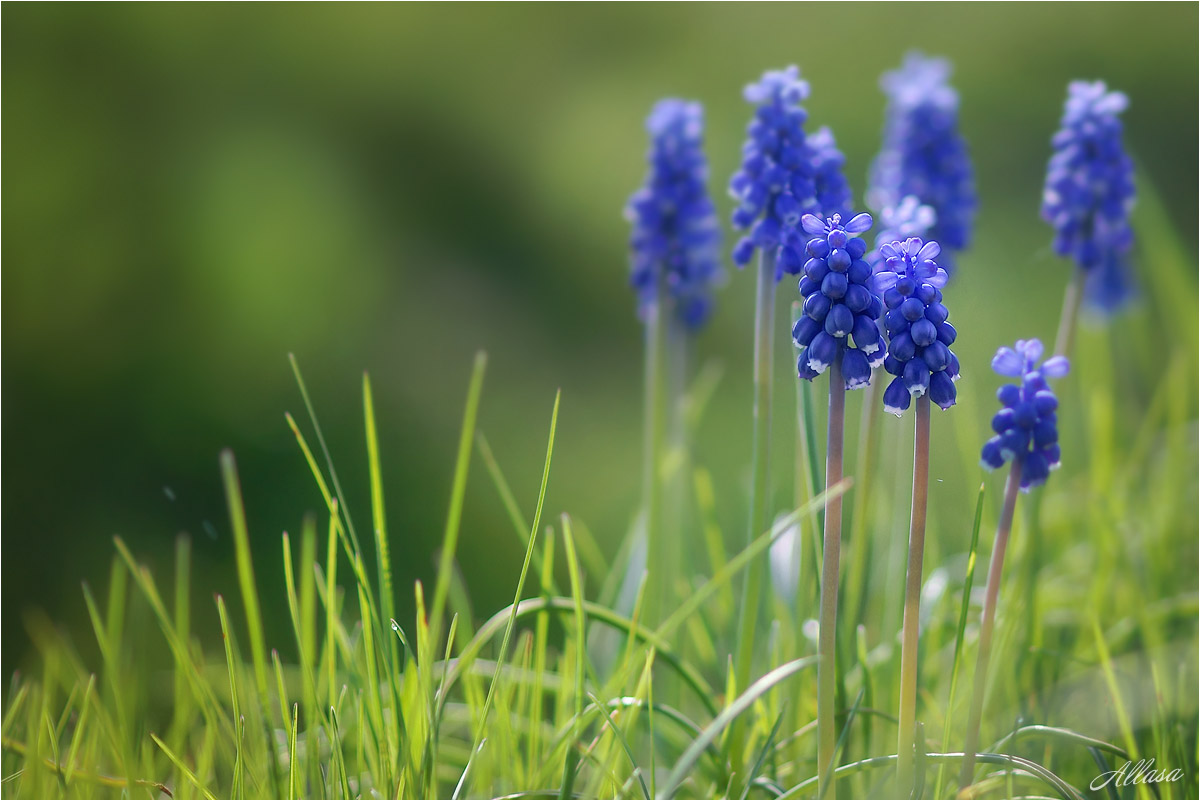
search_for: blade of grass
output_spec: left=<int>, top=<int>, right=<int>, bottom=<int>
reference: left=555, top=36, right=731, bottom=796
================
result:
left=935, top=481, right=986, bottom=796
left=288, top=353, right=362, bottom=554
left=587, top=692, right=650, bottom=800
left=430, top=351, right=488, bottom=644
left=559, top=514, right=588, bottom=801
left=659, top=656, right=819, bottom=800
left=151, top=732, right=216, bottom=800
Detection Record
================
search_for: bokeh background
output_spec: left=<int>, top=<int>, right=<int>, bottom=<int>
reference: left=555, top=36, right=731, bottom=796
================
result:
left=3, top=3, right=1197, bottom=675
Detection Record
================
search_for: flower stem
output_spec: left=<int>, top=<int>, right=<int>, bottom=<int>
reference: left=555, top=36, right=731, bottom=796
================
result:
left=896, top=394, right=931, bottom=795
left=643, top=279, right=667, bottom=622
left=817, top=355, right=846, bottom=800
left=846, top=377, right=882, bottom=634
left=1053, top=266, right=1083, bottom=358
left=735, top=250, right=776, bottom=677
left=958, top=456, right=1024, bottom=791
left=666, top=315, right=690, bottom=598
left=732, top=249, right=776, bottom=772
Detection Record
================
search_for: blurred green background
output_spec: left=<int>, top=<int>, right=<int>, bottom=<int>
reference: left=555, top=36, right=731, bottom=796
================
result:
left=3, top=3, right=1197, bottom=674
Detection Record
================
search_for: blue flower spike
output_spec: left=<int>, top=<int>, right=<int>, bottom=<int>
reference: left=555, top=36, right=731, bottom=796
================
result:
left=730, top=67, right=853, bottom=281
left=793, top=212, right=884, bottom=389
left=869, top=52, right=975, bottom=275
left=626, top=99, right=723, bottom=329
left=875, top=237, right=959, bottom=415
left=980, top=339, right=1069, bottom=491
left=1041, top=81, right=1136, bottom=311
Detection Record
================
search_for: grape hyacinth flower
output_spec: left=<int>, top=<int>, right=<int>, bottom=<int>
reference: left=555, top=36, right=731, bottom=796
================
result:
left=979, top=339, right=1069, bottom=490
left=960, top=338, right=1069, bottom=790
left=729, top=66, right=824, bottom=281
left=869, top=52, right=975, bottom=274
left=875, top=237, right=960, bottom=415
left=1042, top=82, right=1136, bottom=356
left=727, top=67, right=836, bottom=730
left=625, top=98, right=721, bottom=621
left=874, top=235, right=959, bottom=791
left=626, top=99, right=723, bottom=329
left=791, top=209, right=883, bottom=798
left=792, top=212, right=886, bottom=389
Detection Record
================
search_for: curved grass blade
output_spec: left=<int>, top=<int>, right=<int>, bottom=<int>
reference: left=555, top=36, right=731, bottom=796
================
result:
left=659, top=657, right=819, bottom=799
left=588, top=693, right=650, bottom=800
left=443, top=596, right=718, bottom=719
left=739, top=704, right=788, bottom=800
left=780, top=752, right=1081, bottom=800
left=151, top=733, right=216, bottom=800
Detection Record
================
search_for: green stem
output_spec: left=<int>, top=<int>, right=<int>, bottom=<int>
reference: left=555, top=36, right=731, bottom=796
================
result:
left=1053, top=266, right=1083, bottom=359
left=846, top=378, right=882, bottom=629
left=735, top=250, right=777, bottom=681
left=896, top=394, right=931, bottom=795
left=732, top=249, right=776, bottom=773
left=817, top=357, right=846, bottom=800
left=666, top=315, right=690, bottom=596
left=644, top=278, right=668, bottom=622
left=958, top=456, right=1024, bottom=790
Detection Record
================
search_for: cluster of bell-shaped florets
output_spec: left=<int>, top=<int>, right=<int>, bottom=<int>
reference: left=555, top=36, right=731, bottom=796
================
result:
left=869, top=52, right=975, bottom=275
left=875, top=237, right=959, bottom=414
left=1041, top=81, right=1136, bottom=312
left=730, top=66, right=845, bottom=281
left=626, top=99, right=723, bottom=330
left=792, top=213, right=885, bottom=388
left=981, top=339, right=1069, bottom=490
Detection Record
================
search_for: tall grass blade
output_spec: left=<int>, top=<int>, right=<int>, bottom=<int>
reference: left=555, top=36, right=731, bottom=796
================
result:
left=431, top=350, right=488, bottom=643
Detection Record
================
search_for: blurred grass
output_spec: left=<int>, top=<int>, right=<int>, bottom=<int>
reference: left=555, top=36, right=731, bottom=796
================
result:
left=2, top=2, right=1197, bottom=700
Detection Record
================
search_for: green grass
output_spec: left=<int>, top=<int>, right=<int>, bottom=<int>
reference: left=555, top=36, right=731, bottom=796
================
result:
left=2, top=199, right=1197, bottom=799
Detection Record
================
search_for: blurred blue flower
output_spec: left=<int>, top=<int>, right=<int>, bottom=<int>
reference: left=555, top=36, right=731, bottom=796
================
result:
left=980, top=339, right=1069, bottom=490
left=868, top=195, right=936, bottom=270
left=868, top=52, right=975, bottom=275
left=730, top=66, right=847, bottom=281
left=792, top=212, right=885, bottom=389
left=809, top=126, right=853, bottom=221
left=875, top=237, right=959, bottom=414
left=1041, top=80, right=1136, bottom=312
left=626, top=98, right=723, bottom=329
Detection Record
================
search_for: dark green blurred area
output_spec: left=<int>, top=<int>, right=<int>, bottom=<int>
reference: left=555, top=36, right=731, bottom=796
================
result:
left=3, top=3, right=1197, bottom=672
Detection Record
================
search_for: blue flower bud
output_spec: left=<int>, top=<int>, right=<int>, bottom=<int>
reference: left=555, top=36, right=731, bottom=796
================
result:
left=910, top=318, right=938, bottom=347
left=883, top=376, right=912, bottom=417
left=805, top=292, right=832, bottom=321
left=980, top=439, right=1005, bottom=469
left=900, top=297, right=926, bottom=322
left=929, top=371, right=957, bottom=409
left=807, top=331, right=839, bottom=374
left=822, top=271, right=849, bottom=300
left=844, top=283, right=872, bottom=313
left=843, top=348, right=872, bottom=389
left=793, top=315, right=821, bottom=347
left=904, top=359, right=931, bottom=396
left=824, top=303, right=854, bottom=337
left=922, top=340, right=950, bottom=372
